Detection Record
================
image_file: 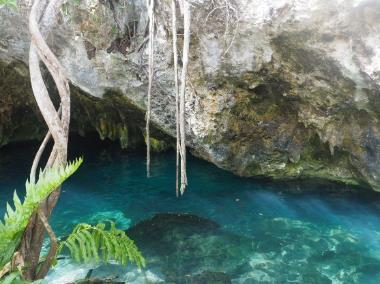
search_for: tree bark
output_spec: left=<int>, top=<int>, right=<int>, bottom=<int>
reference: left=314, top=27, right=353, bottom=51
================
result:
left=30, top=106, right=62, bottom=184
left=19, top=0, right=70, bottom=280
left=35, top=209, right=58, bottom=280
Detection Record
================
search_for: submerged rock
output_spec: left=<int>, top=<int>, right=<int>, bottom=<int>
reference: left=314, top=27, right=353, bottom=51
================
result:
left=75, top=279, right=124, bottom=284
left=1, top=1, right=380, bottom=190
left=46, top=213, right=380, bottom=283
left=45, top=260, right=164, bottom=284
left=183, top=271, right=232, bottom=284
left=126, top=213, right=380, bottom=283
left=126, top=213, right=220, bottom=240
left=126, top=213, right=254, bottom=283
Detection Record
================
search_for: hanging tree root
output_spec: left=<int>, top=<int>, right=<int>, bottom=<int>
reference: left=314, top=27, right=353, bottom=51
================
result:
left=35, top=209, right=58, bottom=279
left=19, top=0, right=71, bottom=280
left=30, top=105, right=62, bottom=184
left=172, top=0, right=180, bottom=197
left=170, top=0, right=191, bottom=195
left=144, top=0, right=191, bottom=193
left=146, top=0, right=155, bottom=177
left=143, top=0, right=191, bottom=194
left=171, top=0, right=236, bottom=194
left=179, top=0, right=191, bottom=195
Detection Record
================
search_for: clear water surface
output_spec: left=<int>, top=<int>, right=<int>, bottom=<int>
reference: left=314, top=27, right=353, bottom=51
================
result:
left=1, top=136, right=380, bottom=283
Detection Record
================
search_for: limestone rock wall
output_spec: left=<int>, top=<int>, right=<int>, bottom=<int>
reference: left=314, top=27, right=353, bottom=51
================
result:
left=1, top=0, right=380, bottom=189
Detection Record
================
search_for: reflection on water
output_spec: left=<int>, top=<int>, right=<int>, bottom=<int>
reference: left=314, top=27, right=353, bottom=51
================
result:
left=1, top=137, right=380, bottom=283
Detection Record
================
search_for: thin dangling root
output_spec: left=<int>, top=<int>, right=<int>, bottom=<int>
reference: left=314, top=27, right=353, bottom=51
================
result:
left=172, top=0, right=180, bottom=197
left=179, top=0, right=191, bottom=195
left=171, top=0, right=191, bottom=196
left=146, top=0, right=155, bottom=177
left=145, top=0, right=190, bottom=195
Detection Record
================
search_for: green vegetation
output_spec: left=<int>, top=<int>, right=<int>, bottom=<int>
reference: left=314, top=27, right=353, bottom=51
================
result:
left=59, top=221, right=145, bottom=268
left=1, top=271, right=41, bottom=284
left=0, top=0, right=17, bottom=9
left=0, top=158, right=83, bottom=268
left=0, top=158, right=144, bottom=282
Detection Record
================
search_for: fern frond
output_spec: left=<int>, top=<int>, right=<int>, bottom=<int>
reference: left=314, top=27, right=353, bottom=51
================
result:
left=0, top=270, right=42, bottom=284
left=0, top=158, right=83, bottom=268
left=58, top=221, right=145, bottom=268
left=0, top=0, right=18, bottom=9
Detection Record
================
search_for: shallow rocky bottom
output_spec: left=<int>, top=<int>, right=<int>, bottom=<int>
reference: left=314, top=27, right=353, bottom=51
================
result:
left=45, top=212, right=380, bottom=284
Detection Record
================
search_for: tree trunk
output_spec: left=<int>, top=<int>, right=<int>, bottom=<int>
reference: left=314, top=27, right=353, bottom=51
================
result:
left=19, top=0, right=70, bottom=280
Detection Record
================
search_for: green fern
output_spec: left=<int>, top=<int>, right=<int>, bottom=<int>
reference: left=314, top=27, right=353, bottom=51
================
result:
left=0, top=0, right=18, bottom=9
left=0, top=271, right=42, bottom=284
left=58, top=221, right=145, bottom=268
left=0, top=158, right=83, bottom=268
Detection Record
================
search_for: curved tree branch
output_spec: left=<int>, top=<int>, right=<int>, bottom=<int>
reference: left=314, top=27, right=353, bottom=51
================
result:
left=20, top=0, right=70, bottom=280
left=29, top=43, right=66, bottom=158
left=35, top=209, right=58, bottom=280
left=30, top=105, right=62, bottom=184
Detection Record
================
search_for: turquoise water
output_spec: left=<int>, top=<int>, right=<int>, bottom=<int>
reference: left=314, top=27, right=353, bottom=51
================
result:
left=1, top=137, right=380, bottom=283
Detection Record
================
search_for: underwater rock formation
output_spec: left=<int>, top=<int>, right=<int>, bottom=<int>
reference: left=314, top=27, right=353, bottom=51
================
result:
left=43, top=211, right=380, bottom=283
left=126, top=213, right=254, bottom=283
left=183, top=271, right=232, bottom=284
left=125, top=213, right=380, bottom=283
left=1, top=0, right=380, bottom=189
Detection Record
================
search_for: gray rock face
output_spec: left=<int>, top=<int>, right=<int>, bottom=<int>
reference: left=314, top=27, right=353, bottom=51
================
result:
left=1, top=0, right=380, bottom=189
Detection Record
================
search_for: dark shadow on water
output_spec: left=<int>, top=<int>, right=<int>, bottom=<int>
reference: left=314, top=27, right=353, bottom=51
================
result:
left=1, top=132, right=379, bottom=203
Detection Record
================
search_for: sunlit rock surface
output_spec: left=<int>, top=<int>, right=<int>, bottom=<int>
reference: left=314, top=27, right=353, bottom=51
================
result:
left=43, top=259, right=164, bottom=284
left=1, top=0, right=380, bottom=189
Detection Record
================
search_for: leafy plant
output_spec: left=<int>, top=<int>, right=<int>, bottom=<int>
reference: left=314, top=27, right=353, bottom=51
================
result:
left=1, top=271, right=42, bottom=284
left=0, top=0, right=17, bottom=9
left=0, top=158, right=83, bottom=268
left=58, top=221, right=145, bottom=268
left=0, top=157, right=144, bottom=283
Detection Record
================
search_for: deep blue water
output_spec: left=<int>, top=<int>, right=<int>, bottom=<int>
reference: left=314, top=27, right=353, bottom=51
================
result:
left=1, top=136, right=380, bottom=283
